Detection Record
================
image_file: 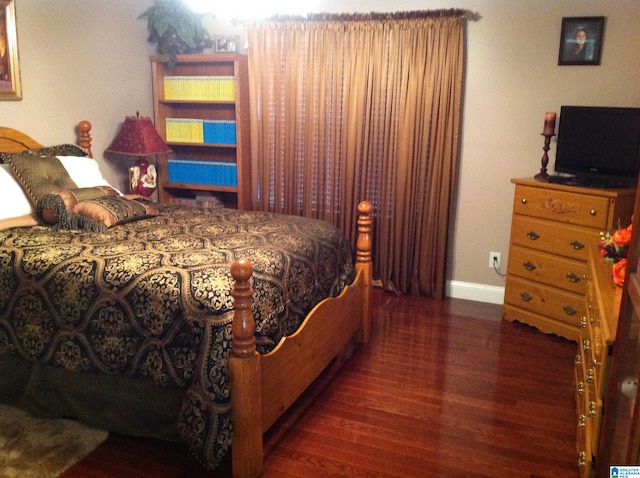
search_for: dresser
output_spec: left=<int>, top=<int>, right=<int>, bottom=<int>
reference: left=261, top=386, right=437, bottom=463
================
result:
left=576, top=246, right=621, bottom=475
left=595, top=181, right=640, bottom=474
left=502, top=178, right=635, bottom=342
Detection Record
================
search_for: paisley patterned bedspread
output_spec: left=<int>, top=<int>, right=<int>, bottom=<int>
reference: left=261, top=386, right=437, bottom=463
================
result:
left=0, top=205, right=355, bottom=468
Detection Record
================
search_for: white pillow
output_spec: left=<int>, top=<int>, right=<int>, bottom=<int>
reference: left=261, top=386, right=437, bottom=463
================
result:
left=0, top=165, right=35, bottom=219
left=57, top=156, right=113, bottom=189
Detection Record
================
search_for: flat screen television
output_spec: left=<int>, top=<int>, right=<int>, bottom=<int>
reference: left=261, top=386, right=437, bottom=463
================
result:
left=553, top=105, right=640, bottom=187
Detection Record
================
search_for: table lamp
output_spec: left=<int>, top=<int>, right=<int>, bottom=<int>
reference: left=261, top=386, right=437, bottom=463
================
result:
left=105, top=112, right=172, bottom=197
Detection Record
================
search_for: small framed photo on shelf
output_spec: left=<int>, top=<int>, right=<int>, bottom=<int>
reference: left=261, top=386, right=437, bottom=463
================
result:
left=214, top=37, right=238, bottom=53
left=558, top=16, right=605, bottom=66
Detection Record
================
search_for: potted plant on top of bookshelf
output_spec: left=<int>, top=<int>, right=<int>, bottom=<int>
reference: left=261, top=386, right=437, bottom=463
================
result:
left=138, top=0, right=213, bottom=68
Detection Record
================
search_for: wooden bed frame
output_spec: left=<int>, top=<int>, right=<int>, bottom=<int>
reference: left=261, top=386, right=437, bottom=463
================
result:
left=0, top=121, right=373, bottom=478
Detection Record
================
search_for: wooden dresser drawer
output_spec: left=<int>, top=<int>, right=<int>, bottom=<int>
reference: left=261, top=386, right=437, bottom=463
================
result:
left=507, top=245, right=586, bottom=294
left=504, top=276, right=585, bottom=327
left=510, top=215, right=597, bottom=261
left=513, top=184, right=612, bottom=229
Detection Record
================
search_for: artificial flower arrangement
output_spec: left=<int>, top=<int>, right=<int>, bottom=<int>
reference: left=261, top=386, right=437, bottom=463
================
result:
left=599, top=223, right=632, bottom=286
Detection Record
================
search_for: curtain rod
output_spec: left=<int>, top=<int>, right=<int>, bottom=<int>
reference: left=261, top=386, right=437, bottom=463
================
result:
left=264, top=9, right=481, bottom=23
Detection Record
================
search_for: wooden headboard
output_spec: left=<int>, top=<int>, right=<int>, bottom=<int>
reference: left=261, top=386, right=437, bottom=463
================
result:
left=0, top=126, right=44, bottom=152
left=0, top=121, right=93, bottom=156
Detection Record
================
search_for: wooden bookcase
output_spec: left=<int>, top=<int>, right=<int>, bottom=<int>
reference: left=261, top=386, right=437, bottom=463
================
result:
left=150, top=54, right=251, bottom=209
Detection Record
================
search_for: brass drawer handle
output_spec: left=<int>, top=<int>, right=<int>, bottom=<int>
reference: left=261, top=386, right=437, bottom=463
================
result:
left=588, top=401, right=597, bottom=417
left=580, top=316, right=587, bottom=328
left=583, top=339, right=591, bottom=353
left=523, top=261, right=536, bottom=271
left=563, top=305, right=577, bottom=316
left=586, top=368, right=594, bottom=383
left=520, top=292, right=533, bottom=302
left=576, top=381, right=584, bottom=395
left=574, top=354, right=582, bottom=366
left=527, top=231, right=540, bottom=240
left=578, top=415, right=586, bottom=429
left=570, top=240, right=585, bottom=250
left=590, top=209, right=597, bottom=216
left=566, top=273, right=581, bottom=283
left=521, top=198, right=527, bottom=204
left=578, top=451, right=586, bottom=468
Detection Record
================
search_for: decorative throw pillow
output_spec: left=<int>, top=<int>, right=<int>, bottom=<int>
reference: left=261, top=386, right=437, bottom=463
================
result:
left=38, top=186, right=118, bottom=225
left=74, top=196, right=158, bottom=228
left=3, top=153, right=78, bottom=206
left=57, top=156, right=116, bottom=190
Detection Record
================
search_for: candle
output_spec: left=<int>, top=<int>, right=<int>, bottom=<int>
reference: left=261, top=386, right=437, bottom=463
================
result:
left=543, top=112, right=556, bottom=135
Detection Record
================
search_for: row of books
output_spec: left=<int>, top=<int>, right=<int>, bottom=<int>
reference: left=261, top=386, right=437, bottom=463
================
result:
left=169, top=195, right=225, bottom=209
left=166, top=118, right=237, bottom=145
left=168, top=159, right=238, bottom=187
left=164, top=76, right=236, bottom=101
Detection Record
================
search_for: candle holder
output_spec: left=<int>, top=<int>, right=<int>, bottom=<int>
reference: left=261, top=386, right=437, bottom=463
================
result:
left=534, top=133, right=555, bottom=181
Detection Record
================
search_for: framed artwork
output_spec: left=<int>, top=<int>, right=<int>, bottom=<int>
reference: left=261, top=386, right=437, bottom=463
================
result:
left=558, top=16, right=605, bottom=66
left=0, top=0, right=21, bottom=100
left=214, top=37, right=238, bottom=53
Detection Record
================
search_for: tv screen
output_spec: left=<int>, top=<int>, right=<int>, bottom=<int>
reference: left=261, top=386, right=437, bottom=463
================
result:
left=554, top=106, right=640, bottom=187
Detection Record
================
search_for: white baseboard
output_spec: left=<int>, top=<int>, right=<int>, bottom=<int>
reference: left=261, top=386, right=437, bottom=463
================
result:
left=446, top=280, right=505, bottom=305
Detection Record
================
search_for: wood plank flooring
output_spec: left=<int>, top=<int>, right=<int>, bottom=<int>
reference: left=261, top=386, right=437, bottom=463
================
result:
left=63, top=289, right=578, bottom=477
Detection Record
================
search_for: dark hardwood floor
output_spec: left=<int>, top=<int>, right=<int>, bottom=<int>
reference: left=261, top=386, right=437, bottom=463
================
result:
left=63, top=288, right=578, bottom=477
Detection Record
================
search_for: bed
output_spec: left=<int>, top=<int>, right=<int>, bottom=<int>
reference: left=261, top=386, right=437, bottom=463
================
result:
left=0, top=121, right=372, bottom=477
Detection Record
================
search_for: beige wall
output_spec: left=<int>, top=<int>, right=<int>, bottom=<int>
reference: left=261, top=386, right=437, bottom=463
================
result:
left=1, top=0, right=155, bottom=190
left=2, top=0, right=639, bottom=302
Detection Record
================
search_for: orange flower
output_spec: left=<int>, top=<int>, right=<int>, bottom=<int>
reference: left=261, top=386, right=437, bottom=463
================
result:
left=612, top=258, right=627, bottom=287
left=612, top=225, right=632, bottom=247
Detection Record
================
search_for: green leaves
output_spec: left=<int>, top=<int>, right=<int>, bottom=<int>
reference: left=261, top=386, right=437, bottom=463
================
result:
left=138, top=0, right=213, bottom=65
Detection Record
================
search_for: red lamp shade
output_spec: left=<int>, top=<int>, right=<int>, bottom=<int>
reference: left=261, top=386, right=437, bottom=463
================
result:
left=105, top=112, right=172, bottom=197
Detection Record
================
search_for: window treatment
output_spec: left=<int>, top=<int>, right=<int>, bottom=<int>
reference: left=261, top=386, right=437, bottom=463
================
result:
left=245, top=10, right=465, bottom=298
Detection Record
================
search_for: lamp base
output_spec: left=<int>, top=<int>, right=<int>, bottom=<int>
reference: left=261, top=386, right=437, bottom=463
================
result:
left=129, top=157, right=157, bottom=198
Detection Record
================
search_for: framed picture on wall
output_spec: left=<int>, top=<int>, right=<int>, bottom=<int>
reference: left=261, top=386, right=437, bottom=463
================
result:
left=0, top=0, right=21, bottom=100
left=558, top=16, right=605, bottom=66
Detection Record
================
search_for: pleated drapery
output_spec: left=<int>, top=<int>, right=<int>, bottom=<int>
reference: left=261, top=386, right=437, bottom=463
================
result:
left=246, top=10, right=465, bottom=298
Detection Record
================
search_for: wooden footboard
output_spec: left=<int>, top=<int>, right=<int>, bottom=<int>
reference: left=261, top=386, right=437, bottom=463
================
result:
left=229, top=201, right=373, bottom=478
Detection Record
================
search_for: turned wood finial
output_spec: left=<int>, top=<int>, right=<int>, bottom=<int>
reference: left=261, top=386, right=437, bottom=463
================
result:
left=356, top=201, right=373, bottom=264
left=231, top=259, right=256, bottom=358
left=77, top=120, right=93, bottom=158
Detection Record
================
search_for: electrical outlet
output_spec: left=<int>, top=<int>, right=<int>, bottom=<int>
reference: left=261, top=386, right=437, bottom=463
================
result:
left=489, top=252, right=501, bottom=269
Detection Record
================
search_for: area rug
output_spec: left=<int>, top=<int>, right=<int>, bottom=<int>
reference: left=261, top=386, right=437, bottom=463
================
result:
left=0, top=404, right=108, bottom=478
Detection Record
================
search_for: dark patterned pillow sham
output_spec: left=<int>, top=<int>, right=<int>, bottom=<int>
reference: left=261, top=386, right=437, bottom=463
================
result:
left=31, top=143, right=88, bottom=157
left=3, top=153, right=77, bottom=205
left=0, top=144, right=88, bottom=164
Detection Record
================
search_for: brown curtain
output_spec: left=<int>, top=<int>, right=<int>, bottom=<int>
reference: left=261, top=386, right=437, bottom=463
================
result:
left=245, top=10, right=465, bottom=298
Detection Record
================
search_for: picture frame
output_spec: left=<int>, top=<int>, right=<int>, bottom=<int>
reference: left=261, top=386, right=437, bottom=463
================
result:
left=214, top=37, right=238, bottom=53
left=0, top=0, right=21, bottom=100
left=558, top=16, right=605, bottom=66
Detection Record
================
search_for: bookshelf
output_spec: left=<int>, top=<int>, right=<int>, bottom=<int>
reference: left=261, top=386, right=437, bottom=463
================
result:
left=150, top=54, right=251, bottom=209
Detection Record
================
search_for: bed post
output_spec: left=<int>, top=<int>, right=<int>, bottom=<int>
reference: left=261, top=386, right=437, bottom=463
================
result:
left=356, top=200, right=373, bottom=343
left=229, top=259, right=263, bottom=478
left=77, top=120, right=93, bottom=158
